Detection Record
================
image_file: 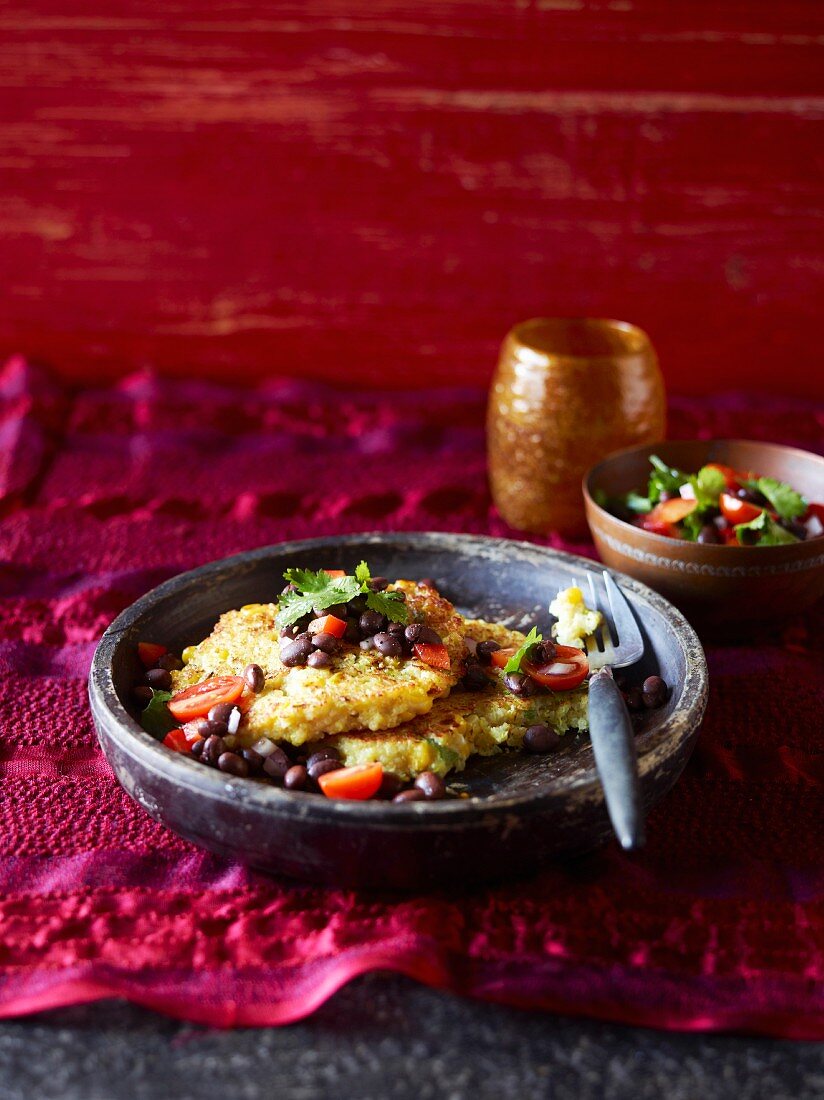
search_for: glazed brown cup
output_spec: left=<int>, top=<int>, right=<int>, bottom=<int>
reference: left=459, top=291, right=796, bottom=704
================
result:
left=584, top=439, right=824, bottom=625
left=487, top=318, right=665, bottom=536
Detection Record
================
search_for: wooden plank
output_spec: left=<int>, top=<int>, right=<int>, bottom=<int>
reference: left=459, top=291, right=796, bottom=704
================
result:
left=1, top=1, right=822, bottom=396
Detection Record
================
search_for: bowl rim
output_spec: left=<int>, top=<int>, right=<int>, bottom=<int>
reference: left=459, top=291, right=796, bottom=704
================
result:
left=583, top=437, right=824, bottom=557
left=89, top=533, right=708, bottom=825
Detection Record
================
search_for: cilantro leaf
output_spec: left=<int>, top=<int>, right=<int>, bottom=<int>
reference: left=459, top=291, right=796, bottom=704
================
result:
left=734, top=510, right=799, bottom=546
left=276, top=569, right=360, bottom=629
left=755, top=477, right=807, bottom=521
left=503, top=626, right=542, bottom=675
left=365, top=588, right=409, bottom=624
left=679, top=509, right=705, bottom=542
left=692, top=465, right=726, bottom=506
left=354, top=560, right=371, bottom=585
left=647, top=455, right=690, bottom=504
left=139, top=689, right=176, bottom=738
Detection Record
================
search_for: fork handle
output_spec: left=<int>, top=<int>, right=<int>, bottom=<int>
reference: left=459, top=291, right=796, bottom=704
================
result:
left=587, top=670, right=645, bottom=851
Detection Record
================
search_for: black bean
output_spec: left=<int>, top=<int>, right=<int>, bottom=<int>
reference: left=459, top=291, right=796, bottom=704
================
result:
left=475, top=640, right=500, bottom=665
left=414, top=772, right=446, bottom=800
left=190, top=738, right=205, bottom=758
left=280, top=638, right=312, bottom=666
left=156, top=653, right=184, bottom=672
left=697, top=524, right=723, bottom=545
left=373, top=632, right=403, bottom=658
left=311, top=632, right=339, bottom=654
left=348, top=595, right=367, bottom=615
left=642, top=675, right=668, bottom=709
left=461, top=662, right=488, bottom=691
left=133, top=685, right=153, bottom=706
left=313, top=603, right=347, bottom=619
left=243, top=663, right=265, bottom=693
left=217, top=752, right=249, bottom=778
left=306, top=748, right=340, bottom=769
left=415, top=625, right=442, bottom=646
left=782, top=520, right=807, bottom=540
left=521, top=676, right=541, bottom=698
left=359, top=610, right=386, bottom=636
left=378, top=772, right=404, bottom=800
left=294, top=632, right=312, bottom=645
left=534, top=640, right=557, bottom=664
left=418, top=577, right=437, bottom=589
left=308, top=758, right=342, bottom=781
left=307, top=650, right=331, bottom=669
left=280, top=624, right=299, bottom=639
left=202, top=735, right=226, bottom=765
left=404, top=623, right=423, bottom=645
left=284, top=765, right=308, bottom=791
left=144, top=668, right=172, bottom=691
left=240, top=748, right=264, bottom=773
left=207, top=702, right=235, bottom=725
left=359, top=637, right=375, bottom=651
left=344, top=619, right=361, bottom=643
left=625, top=688, right=644, bottom=712
left=366, top=576, right=389, bottom=591
left=199, top=717, right=229, bottom=739
left=524, top=723, right=561, bottom=753
left=387, top=621, right=406, bottom=635
left=393, top=789, right=426, bottom=804
left=262, top=746, right=291, bottom=779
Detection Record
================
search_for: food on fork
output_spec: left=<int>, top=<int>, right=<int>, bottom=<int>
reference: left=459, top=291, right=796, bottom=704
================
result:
left=133, top=563, right=669, bottom=801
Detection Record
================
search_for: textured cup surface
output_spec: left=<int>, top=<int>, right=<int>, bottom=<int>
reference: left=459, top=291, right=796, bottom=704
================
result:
left=488, top=318, right=665, bottom=536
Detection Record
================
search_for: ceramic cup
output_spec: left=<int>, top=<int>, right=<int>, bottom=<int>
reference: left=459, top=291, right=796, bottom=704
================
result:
left=487, top=318, right=665, bottom=536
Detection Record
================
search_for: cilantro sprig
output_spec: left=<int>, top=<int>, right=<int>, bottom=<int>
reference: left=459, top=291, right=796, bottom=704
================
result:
left=739, top=476, right=807, bottom=521
left=503, top=626, right=543, bottom=675
left=734, top=510, right=799, bottom=546
left=139, top=689, right=176, bottom=737
left=275, top=561, right=408, bottom=629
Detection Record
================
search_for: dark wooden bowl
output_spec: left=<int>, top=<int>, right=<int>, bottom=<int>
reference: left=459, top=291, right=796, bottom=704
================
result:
left=584, top=440, right=824, bottom=627
left=89, top=533, right=708, bottom=891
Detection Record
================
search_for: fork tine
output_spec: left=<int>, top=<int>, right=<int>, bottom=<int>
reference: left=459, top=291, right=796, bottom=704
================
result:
left=602, top=571, right=643, bottom=651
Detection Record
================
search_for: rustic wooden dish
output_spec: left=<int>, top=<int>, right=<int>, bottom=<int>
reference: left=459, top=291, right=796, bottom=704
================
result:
left=89, top=533, right=708, bottom=891
left=584, top=440, right=824, bottom=626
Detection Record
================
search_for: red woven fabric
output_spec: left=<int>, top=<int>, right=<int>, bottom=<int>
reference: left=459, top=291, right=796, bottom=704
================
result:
left=1, top=355, right=822, bottom=1036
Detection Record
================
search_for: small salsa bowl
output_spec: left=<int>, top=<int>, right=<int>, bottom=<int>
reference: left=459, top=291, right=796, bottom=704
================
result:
left=584, top=439, right=824, bottom=626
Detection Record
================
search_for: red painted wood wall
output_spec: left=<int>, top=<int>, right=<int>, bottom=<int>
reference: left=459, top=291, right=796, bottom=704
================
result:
left=1, top=2, right=822, bottom=397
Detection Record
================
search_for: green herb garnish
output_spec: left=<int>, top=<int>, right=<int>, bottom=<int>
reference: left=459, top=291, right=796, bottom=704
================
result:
left=424, top=738, right=462, bottom=771
left=275, top=561, right=408, bottom=629
left=139, top=689, right=176, bottom=738
left=734, top=510, right=799, bottom=546
left=647, top=455, right=690, bottom=504
left=503, top=626, right=543, bottom=675
left=741, top=476, right=807, bottom=521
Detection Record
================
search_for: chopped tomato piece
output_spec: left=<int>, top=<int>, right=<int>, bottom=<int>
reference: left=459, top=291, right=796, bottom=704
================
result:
left=638, top=514, right=678, bottom=538
left=168, top=675, right=245, bottom=721
left=490, top=647, right=516, bottom=670
left=162, top=727, right=203, bottom=754
left=318, top=762, right=383, bottom=800
left=308, top=614, right=347, bottom=638
left=523, top=645, right=589, bottom=692
left=804, top=502, right=824, bottom=524
left=322, top=569, right=346, bottom=578
left=655, top=498, right=698, bottom=525
left=720, top=492, right=762, bottom=526
left=413, top=642, right=451, bottom=670
left=138, top=642, right=167, bottom=667
left=705, top=463, right=742, bottom=491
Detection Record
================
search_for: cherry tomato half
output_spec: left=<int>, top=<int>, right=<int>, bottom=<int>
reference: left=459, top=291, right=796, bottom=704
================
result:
left=308, top=614, right=347, bottom=638
left=162, top=728, right=204, bottom=754
left=168, top=675, right=245, bottom=722
left=654, top=498, right=698, bottom=525
left=719, top=492, right=762, bottom=526
left=523, top=645, right=589, bottom=692
left=318, top=762, right=384, bottom=800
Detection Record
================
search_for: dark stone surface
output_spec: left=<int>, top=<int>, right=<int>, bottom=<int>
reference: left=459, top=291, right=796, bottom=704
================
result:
left=0, top=975, right=821, bottom=1100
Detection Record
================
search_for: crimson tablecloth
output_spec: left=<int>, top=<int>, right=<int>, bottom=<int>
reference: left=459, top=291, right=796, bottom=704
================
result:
left=1, top=355, right=822, bottom=1036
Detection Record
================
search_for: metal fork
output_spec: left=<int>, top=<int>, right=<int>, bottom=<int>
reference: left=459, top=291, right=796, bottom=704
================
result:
left=574, top=571, right=646, bottom=851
